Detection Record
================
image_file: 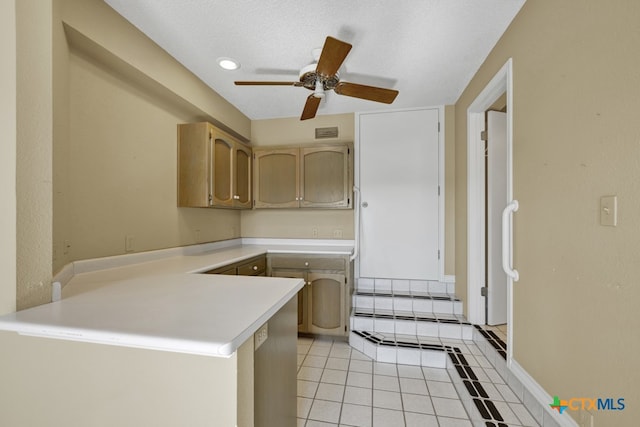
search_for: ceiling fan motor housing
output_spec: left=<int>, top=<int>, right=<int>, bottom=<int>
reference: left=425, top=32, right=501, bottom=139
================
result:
left=299, top=63, right=340, bottom=91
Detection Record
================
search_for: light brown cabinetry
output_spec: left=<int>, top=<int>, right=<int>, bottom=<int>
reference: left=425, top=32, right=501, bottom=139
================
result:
left=203, top=254, right=267, bottom=276
left=177, top=122, right=251, bottom=209
left=268, top=254, right=351, bottom=337
left=253, top=144, right=352, bottom=209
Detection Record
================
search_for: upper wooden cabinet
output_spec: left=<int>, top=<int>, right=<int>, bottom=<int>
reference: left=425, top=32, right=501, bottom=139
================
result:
left=253, top=148, right=300, bottom=208
left=177, top=122, right=251, bottom=209
left=253, top=144, right=352, bottom=209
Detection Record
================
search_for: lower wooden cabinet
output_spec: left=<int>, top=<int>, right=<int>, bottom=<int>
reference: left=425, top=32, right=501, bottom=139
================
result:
left=268, top=254, right=351, bottom=337
left=203, top=255, right=266, bottom=276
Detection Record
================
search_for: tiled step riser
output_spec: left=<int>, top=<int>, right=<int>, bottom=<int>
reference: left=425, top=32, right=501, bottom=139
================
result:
left=349, top=332, right=447, bottom=368
left=357, top=278, right=455, bottom=295
left=351, top=316, right=474, bottom=340
left=353, top=295, right=463, bottom=316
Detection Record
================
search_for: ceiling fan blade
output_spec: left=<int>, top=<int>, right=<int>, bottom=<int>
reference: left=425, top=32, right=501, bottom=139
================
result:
left=316, top=36, right=352, bottom=77
left=334, top=82, right=399, bottom=104
left=300, top=95, right=322, bottom=120
left=235, top=81, right=300, bottom=86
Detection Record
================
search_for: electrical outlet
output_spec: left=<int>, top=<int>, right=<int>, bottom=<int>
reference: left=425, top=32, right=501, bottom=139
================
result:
left=333, top=229, right=343, bottom=238
left=312, top=227, right=319, bottom=238
left=254, top=323, right=268, bottom=350
left=125, top=235, right=135, bottom=252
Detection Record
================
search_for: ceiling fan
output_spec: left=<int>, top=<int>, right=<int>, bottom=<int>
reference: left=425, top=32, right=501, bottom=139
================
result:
left=235, top=36, right=399, bottom=120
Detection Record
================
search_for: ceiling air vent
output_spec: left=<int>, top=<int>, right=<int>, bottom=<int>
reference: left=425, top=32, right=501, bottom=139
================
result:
left=315, top=126, right=339, bottom=139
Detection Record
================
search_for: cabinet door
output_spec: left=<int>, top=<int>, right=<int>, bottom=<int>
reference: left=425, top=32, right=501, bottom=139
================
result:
left=236, top=255, right=266, bottom=276
left=253, top=149, right=300, bottom=208
left=212, top=134, right=234, bottom=207
left=308, top=272, right=345, bottom=336
left=301, top=146, right=351, bottom=208
left=272, top=270, right=308, bottom=332
left=177, top=122, right=212, bottom=207
left=234, top=143, right=252, bottom=209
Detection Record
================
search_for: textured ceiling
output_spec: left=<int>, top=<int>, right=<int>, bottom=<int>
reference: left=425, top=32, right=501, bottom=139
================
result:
left=103, top=0, right=525, bottom=120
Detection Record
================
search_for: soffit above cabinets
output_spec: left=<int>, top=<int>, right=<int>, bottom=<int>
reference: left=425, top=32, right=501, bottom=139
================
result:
left=103, top=0, right=526, bottom=120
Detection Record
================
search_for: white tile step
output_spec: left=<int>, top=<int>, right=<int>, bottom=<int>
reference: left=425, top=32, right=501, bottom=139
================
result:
left=356, top=277, right=455, bottom=295
left=349, top=330, right=467, bottom=368
left=353, top=290, right=463, bottom=316
left=351, top=309, right=474, bottom=340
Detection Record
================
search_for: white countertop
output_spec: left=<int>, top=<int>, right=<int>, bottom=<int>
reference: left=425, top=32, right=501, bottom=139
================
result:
left=0, top=239, right=353, bottom=357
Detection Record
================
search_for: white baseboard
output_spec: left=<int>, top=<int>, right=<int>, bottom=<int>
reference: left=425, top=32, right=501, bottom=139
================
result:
left=510, top=359, right=580, bottom=427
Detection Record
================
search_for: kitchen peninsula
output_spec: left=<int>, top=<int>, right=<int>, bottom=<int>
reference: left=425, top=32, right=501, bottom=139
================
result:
left=0, top=238, right=353, bottom=427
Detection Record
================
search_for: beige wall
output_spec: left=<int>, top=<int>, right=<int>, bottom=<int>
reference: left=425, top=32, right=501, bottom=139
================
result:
left=242, top=114, right=356, bottom=239
left=455, top=0, right=640, bottom=424
left=0, top=0, right=17, bottom=315
left=10, top=0, right=254, bottom=309
left=16, top=1, right=54, bottom=310
left=48, top=0, right=251, bottom=279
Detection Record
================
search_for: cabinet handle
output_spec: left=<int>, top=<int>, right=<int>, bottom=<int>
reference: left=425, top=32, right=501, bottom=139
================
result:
left=253, top=265, right=258, bottom=271
left=304, top=262, right=309, bottom=267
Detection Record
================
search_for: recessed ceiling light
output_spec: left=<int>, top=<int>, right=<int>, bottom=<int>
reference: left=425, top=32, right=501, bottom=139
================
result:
left=217, top=57, right=240, bottom=70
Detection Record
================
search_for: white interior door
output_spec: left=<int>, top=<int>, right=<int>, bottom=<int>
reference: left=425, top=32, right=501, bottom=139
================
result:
left=487, top=110, right=508, bottom=325
left=358, top=109, right=440, bottom=280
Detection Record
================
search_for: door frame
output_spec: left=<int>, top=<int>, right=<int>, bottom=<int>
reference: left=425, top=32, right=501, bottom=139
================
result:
left=466, top=59, right=514, bottom=361
left=354, top=106, right=445, bottom=282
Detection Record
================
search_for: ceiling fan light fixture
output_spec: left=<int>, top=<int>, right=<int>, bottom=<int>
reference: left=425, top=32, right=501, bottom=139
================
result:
left=217, top=57, right=240, bottom=70
left=313, top=78, right=325, bottom=98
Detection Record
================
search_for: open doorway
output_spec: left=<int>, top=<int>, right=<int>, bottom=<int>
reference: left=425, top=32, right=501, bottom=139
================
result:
left=484, top=106, right=508, bottom=341
left=467, top=59, right=516, bottom=362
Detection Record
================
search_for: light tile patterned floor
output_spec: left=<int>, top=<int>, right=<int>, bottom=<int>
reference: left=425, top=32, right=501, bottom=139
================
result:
left=297, top=337, right=472, bottom=427
left=297, top=335, right=540, bottom=427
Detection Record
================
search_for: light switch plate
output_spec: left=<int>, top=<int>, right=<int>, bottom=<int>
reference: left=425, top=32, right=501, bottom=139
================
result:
left=600, top=195, right=617, bottom=226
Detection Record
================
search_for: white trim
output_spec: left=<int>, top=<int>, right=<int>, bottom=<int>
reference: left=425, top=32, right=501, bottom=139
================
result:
left=354, top=106, right=446, bottom=282
left=240, top=238, right=354, bottom=247
left=510, top=359, right=580, bottom=427
left=466, top=110, right=487, bottom=326
left=466, top=59, right=514, bottom=364
left=71, top=239, right=243, bottom=275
